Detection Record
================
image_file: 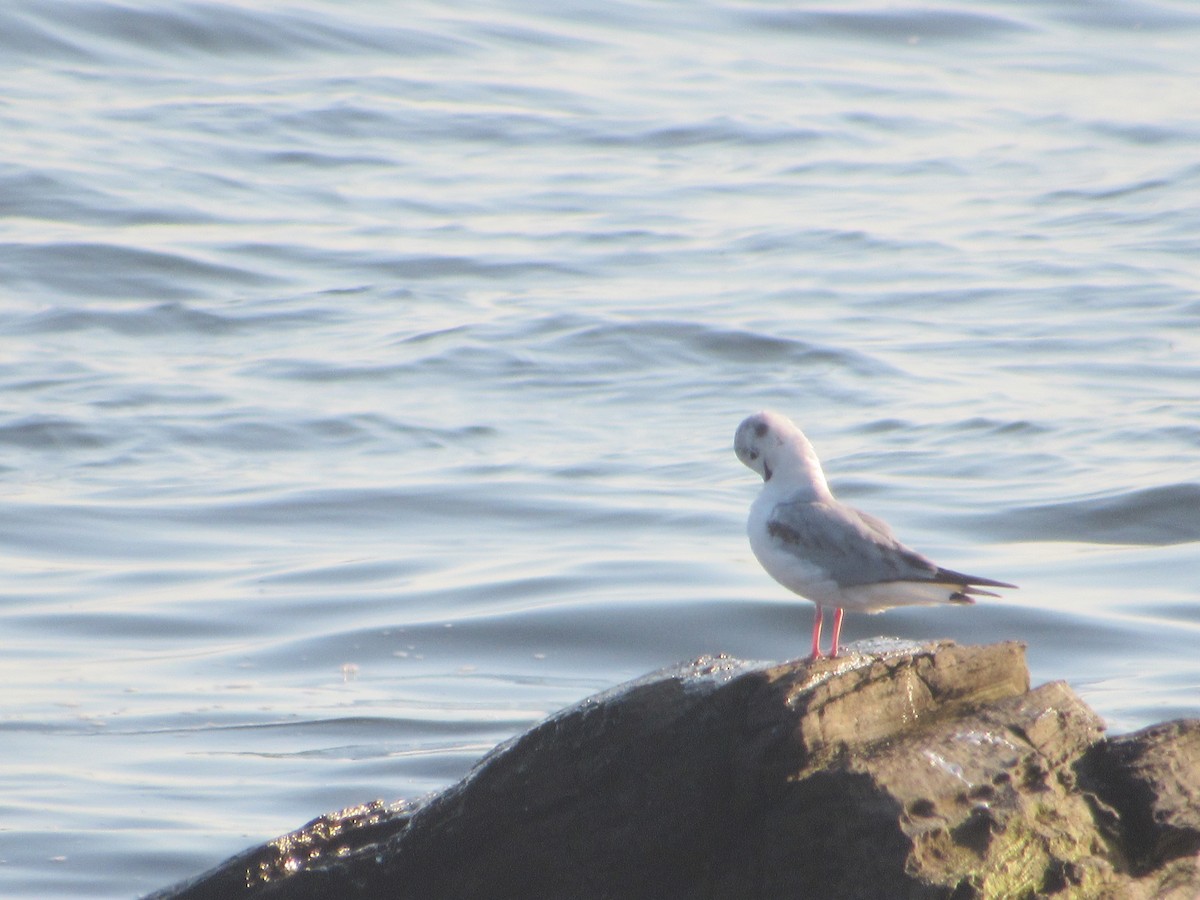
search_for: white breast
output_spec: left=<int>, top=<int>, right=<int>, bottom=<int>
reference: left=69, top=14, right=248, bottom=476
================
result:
left=746, top=489, right=841, bottom=605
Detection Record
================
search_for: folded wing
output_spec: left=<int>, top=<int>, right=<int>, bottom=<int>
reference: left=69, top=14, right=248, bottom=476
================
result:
left=765, top=498, right=1015, bottom=596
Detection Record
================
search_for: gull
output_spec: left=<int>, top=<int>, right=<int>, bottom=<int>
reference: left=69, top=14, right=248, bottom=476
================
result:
left=734, top=411, right=1015, bottom=659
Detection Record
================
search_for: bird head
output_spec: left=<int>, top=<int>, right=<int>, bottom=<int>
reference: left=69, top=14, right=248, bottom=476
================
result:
left=734, top=411, right=830, bottom=497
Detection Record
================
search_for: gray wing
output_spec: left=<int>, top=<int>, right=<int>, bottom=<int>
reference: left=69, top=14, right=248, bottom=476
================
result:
left=766, top=498, right=1016, bottom=594
left=765, top=498, right=939, bottom=587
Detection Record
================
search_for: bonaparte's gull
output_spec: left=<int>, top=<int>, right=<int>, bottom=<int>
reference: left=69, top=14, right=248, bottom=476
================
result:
left=734, top=411, right=1016, bottom=658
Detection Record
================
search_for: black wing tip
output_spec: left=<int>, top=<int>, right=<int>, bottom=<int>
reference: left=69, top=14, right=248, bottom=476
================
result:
left=934, top=567, right=1018, bottom=591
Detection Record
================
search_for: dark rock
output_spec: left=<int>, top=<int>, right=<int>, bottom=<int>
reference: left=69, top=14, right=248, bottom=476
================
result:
left=144, top=640, right=1200, bottom=900
left=1080, top=719, right=1200, bottom=871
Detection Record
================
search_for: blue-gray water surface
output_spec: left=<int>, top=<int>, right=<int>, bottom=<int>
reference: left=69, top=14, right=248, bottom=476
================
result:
left=2, top=1, right=1199, bottom=896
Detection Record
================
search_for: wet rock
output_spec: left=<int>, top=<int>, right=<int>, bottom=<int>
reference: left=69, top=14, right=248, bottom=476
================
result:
left=145, top=640, right=1200, bottom=900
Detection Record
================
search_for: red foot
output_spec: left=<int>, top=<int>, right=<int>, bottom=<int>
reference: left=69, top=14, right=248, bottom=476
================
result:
left=809, top=606, right=845, bottom=659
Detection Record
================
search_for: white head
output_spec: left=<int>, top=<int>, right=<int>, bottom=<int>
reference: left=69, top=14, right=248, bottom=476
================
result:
left=734, top=411, right=831, bottom=498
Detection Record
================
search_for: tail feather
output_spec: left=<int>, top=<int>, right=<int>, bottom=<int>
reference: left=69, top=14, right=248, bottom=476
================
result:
left=934, top=567, right=1016, bottom=604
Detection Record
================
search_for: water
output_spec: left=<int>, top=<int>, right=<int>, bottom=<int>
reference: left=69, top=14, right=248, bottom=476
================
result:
left=1, top=0, right=1198, bottom=895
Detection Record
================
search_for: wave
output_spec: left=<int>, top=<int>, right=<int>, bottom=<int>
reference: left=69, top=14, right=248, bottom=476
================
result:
left=985, top=483, right=1200, bottom=546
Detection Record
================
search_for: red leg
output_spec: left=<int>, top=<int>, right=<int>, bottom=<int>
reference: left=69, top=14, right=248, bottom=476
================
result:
left=809, top=605, right=824, bottom=660
left=829, top=607, right=845, bottom=658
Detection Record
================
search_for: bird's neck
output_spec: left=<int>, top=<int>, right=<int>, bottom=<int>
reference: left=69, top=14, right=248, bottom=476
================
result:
left=771, top=445, right=833, bottom=502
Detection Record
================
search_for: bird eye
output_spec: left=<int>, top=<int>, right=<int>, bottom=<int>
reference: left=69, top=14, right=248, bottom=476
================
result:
left=748, top=450, right=759, bottom=461
left=754, top=422, right=768, bottom=437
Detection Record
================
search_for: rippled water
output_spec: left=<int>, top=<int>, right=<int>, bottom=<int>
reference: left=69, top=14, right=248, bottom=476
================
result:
left=2, top=1, right=1199, bottom=896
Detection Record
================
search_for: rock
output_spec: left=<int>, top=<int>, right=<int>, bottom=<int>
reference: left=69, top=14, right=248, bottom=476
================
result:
left=1080, top=719, right=1200, bottom=872
left=145, top=640, right=1200, bottom=900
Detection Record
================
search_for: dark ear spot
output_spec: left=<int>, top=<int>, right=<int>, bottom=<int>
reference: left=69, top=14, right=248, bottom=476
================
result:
left=754, top=421, right=768, bottom=437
